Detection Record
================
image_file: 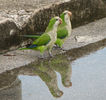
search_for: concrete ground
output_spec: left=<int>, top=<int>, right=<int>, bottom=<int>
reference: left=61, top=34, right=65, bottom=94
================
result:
left=0, top=0, right=63, bottom=10
left=0, top=0, right=64, bottom=26
left=0, top=17, right=106, bottom=74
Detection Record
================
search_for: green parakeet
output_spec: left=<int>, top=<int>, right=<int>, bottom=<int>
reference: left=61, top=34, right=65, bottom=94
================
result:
left=21, top=10, right=72, bottom=48
left=20, top=17, right=62, bottom=57
left=55, top=10, right=72, bottom=48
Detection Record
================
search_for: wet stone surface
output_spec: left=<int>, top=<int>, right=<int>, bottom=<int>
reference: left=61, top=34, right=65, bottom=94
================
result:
left=0, top=43, right=106, bottom=100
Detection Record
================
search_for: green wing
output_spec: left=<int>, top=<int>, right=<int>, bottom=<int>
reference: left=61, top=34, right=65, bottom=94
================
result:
left=19, top=33, right=51, bottom=51
left=57, top=26, right=68, bottom=39
left=33, top=33, right=51, bottom=46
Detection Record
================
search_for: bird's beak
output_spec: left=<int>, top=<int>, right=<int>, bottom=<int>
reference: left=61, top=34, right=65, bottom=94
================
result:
left=59, top=18, right=62, bottom=24
left=68, top=11, right=72, bottom=17
left=68, top=11, right=72, bottom=20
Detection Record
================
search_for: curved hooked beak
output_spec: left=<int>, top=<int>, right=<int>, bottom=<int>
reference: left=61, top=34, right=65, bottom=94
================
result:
left=68, top=11, right=72, bottom=20
left=59, top=18, right=62, bottom=24
left=68, top=11, right=72, bottom=17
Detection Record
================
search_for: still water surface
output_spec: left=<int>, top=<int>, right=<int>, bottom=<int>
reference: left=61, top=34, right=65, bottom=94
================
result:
left=0, top=45, right=106, bottom=100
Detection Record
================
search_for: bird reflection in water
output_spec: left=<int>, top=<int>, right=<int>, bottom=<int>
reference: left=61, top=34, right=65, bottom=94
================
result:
left=0, top=54, right=72, bottom=99
left=29, top=54, right=72, bottom=97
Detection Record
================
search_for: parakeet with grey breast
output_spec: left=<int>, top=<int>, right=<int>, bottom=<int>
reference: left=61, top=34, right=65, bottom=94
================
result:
left=21, top=10, right=72, bottom=48
left=20, top=17, right=62, bottom=57
left=55, top=10, right=72, bottom=48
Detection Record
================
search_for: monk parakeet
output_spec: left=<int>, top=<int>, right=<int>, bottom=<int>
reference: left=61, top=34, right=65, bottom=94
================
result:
left=55, top=10, right=72, bottom=48
left=21, top=10, right=72, bottom=48
left=20, top=17, right=62, bottom=57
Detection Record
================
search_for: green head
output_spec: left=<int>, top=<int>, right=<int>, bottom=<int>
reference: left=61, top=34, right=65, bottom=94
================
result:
left=60, top=10, right=72, bottom=25
left=45, top=17, right=62, bottom=33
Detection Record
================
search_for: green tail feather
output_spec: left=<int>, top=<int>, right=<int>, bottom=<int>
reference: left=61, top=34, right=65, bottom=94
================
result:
left=19, top=46, right=47, bottom=54
left=20, top=35, right=40, bottom=38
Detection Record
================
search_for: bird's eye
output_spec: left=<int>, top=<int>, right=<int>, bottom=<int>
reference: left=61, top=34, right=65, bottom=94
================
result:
left=56, top=19, right=58, bottom=21
left=64, top=12, right=67, bottom=15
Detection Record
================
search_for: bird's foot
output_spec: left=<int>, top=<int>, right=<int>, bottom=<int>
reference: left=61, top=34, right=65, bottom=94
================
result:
left=49, top=53, right=53, bottom=57
left=54, top=45, right=61, bottom=49
left=59, top=48, right=66, bottom=54
left=54, top=46, right=65, bottom=51
left=49, top=51, right=53, bottom=57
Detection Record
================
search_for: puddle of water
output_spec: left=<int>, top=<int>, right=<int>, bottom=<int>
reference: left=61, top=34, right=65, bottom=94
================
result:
left=0, top=41, right=106, bottom=100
